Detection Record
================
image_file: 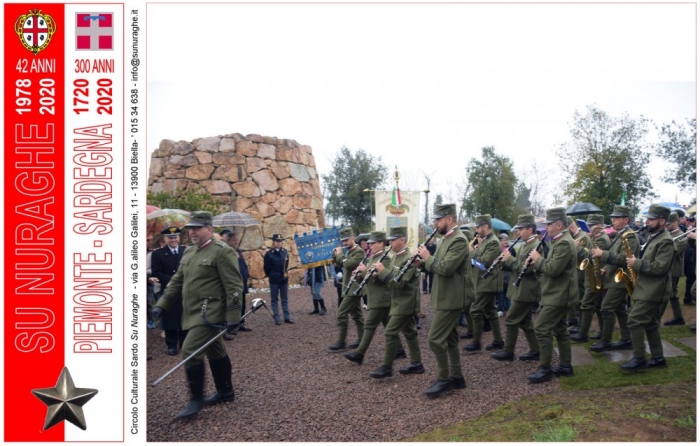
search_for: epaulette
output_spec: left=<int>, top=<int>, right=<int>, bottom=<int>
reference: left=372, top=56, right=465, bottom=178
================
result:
left=214, top=239, right=229, bottom=248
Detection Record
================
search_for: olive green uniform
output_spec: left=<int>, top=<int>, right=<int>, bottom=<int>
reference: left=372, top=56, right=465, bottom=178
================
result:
left=378, top=248, right=422, bottom=367
left=468, top=232, right=503, bottom=344
left=532, top=231, right=577, bottom=368
left=577, top=232, right=610, bottom=337
left=355, top=248, right=399, bottom=355
left=423, top=226, right=469, bottom=379
left=155, top=238, right=243, bottom=366
left=599, top=228, right=640, bottom=344
left=462, top=230, right=476, bottom=333
left=666, top=228, right=688, bottom=319
left=334, top=245, right=366, bottom=343
left=628, top=229, right=675, bottom=359
left=502, top=235, right=541, bottom=354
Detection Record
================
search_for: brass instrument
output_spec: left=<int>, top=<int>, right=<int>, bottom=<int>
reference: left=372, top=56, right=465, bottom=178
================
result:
left=579, top=258, right=602, bottom=291
left=673, top=227, right=696, bottom=241
left=614, top=231, right=637, bottom=295
left=615, top=268, right=635, bottom=296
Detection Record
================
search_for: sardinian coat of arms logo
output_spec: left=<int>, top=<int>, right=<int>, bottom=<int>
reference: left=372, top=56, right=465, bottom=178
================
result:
left=15, top=10, right=56, bottom=55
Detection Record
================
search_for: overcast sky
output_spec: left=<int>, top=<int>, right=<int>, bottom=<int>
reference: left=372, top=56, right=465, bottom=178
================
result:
left=147, top=2, right=697, bottom=216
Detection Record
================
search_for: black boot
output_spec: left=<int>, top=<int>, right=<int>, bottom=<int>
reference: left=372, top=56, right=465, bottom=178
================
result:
left=319, top=299, right=327, bottom=316
left=424, top=379, right=455, bottom=397
left=329, top=340, right=346, bottom=351
left=176, top=363, right=205, bottom=419
left=620, top=356, right=648, bottom=372
left=491, top=350, right=515, bottom=361
left=204, top=355, right=234, bottom=405
left=527, top=366, right=554, bottom=383
left=343, top=351, right=364, bottom=365
left=309, top=300, right=320, bottom=315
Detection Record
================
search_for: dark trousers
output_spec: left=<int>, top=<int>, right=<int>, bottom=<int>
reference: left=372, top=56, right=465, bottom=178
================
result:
left=165, top=329, right=188, bottom=350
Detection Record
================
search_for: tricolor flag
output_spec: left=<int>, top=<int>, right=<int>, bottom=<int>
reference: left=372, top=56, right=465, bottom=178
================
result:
left=392, top=186, right=402, bottom=206
left=621, top=190, right=626, bottom=206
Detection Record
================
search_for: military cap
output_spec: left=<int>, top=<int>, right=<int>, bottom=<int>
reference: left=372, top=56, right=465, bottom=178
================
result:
left=543, top=207, right=567, bottom=224
left=475, top=214, right=492, bottom=227
left=646, top=204, right=671, bottom=220
left=161, top=226, right=182, bottom=237
left=271, top=233, right=284, bottom=241
left=513, top=214, right=536, bottom=229
left=367, top=231, right=386, bottom=243
left=610, top=205, right=631, bottom=218
left=339, top=227, right=355, bottom=241
left=356, top=233, right=371, bottom=242
left=567, top=216, right=576, bottom=227
left=667, top=212, right=680, bottom=224
left=387, top=226, right=407, bottom=240
left=432, top=203, right=457, bottom=219
left=184, top=211, right=213, bottom=227
left=586, top=214, right=605, bottom=226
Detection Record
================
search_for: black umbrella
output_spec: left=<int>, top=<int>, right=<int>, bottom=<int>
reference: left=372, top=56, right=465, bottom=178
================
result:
left=566, top=202, right=602, bottom=216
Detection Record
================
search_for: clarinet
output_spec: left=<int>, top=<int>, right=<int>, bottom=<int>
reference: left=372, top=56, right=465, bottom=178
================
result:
left=512, top=236, right=547, bottom=287
left=353, top=248, right=391, bottom=296
left=481, top=236, right=521, bottom=279
left=393, top=227, right=440, bottom=283
left=342, top=250, right=370, bottom=296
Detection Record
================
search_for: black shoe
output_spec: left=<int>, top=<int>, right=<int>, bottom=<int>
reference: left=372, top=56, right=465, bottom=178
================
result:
left=648, top=357, right=668, bottom=369
left=223, top=332, right=234, bottom=341
left=589, top=332, right=602, bottom=340
left=424, top=379, right=455, bottom=397
left=451, top=375, right=467, bottom=389
left=552, top=364, right=574, bottom=377
left=609, top=339, right=632, bottom=350
left=460, top=331, right=474, bottom=339
left=570, top=332, right=588, bottom=343
left=394, top=349, right=407, bottom=359
left=275, top=320, right=281, bottom=326
left=348, top=340, right=360, bottom=349
left=284, top=319, right=294, bottom=324
left=416, top=321, right=422, bottom=330
left=370, top=365, right=392, bottom=379
left=167, top=347, right=177, bottom=355
left=485, top=340, right=505, bottom=351
left=176, top=364, right=205, bottom=419
left=329, top=341, right=346, bottom=351
left=663, top=317, right=685, bottom=326
left=399, top=363, right=425, bottom=375
left=204, top=355, right=235, bottom=405
left=176, top=399, right=205, bottom=419
left=620, top=356, right=648, bottom=372
left=238, top=325, right=253, bottom=332
left=343, top=351, right=364, bottom=365
left=147, top=355, right=153, bottom=361
left=309, top=309, right=320, bottom=315
left=589, top=341, right=611, bottom=352
left=319, top=308, right=327, bottom=316
left=491, top=350, right=515, bottom=361
left=518, top=351, right=540, bottom=361
left=527, top=366, right=554, bottom=384
left=683, top=299, right=694, bottom=305
left=567, top=318, right=579, bottom=327
left=463, top=341, right=481, bottom=352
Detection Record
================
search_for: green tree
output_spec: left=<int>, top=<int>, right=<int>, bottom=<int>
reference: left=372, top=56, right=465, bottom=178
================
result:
left=657, top=118, right=696, bottom=192
left=322, top=146, right=388, bottom=233
left=147, top=187, right=227, bottom=215
left=461, top=146, right=522, bottom=224
left=559, top=105, right=656, bottom=215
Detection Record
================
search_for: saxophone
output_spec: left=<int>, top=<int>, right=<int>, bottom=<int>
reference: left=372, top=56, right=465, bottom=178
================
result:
left=577, top=233, right=602, bottom=291
left=614, top=231, right=637, bottom=295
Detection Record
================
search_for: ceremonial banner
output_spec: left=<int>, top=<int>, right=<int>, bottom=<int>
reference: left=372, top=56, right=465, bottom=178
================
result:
left=294, top=226, right=343, bottom=269
left=375, top=190, right=421, bottom=251
left=4, top=3, right=131, bottom=441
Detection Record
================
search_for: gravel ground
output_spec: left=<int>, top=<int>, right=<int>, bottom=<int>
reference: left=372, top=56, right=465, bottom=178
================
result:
left=147, top=285, right=558, bottom=442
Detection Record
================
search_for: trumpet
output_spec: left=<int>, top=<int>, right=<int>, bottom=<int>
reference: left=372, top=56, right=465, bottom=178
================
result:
left=673, top=227, right=696, bottom=241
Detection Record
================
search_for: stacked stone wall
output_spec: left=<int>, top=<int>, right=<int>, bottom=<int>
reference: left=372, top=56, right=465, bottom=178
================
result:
left=148, top=133, right=326, bottom=288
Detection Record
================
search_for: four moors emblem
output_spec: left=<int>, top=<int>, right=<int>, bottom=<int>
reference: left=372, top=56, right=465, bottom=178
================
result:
left=15, top=9, right=57, bottom=55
